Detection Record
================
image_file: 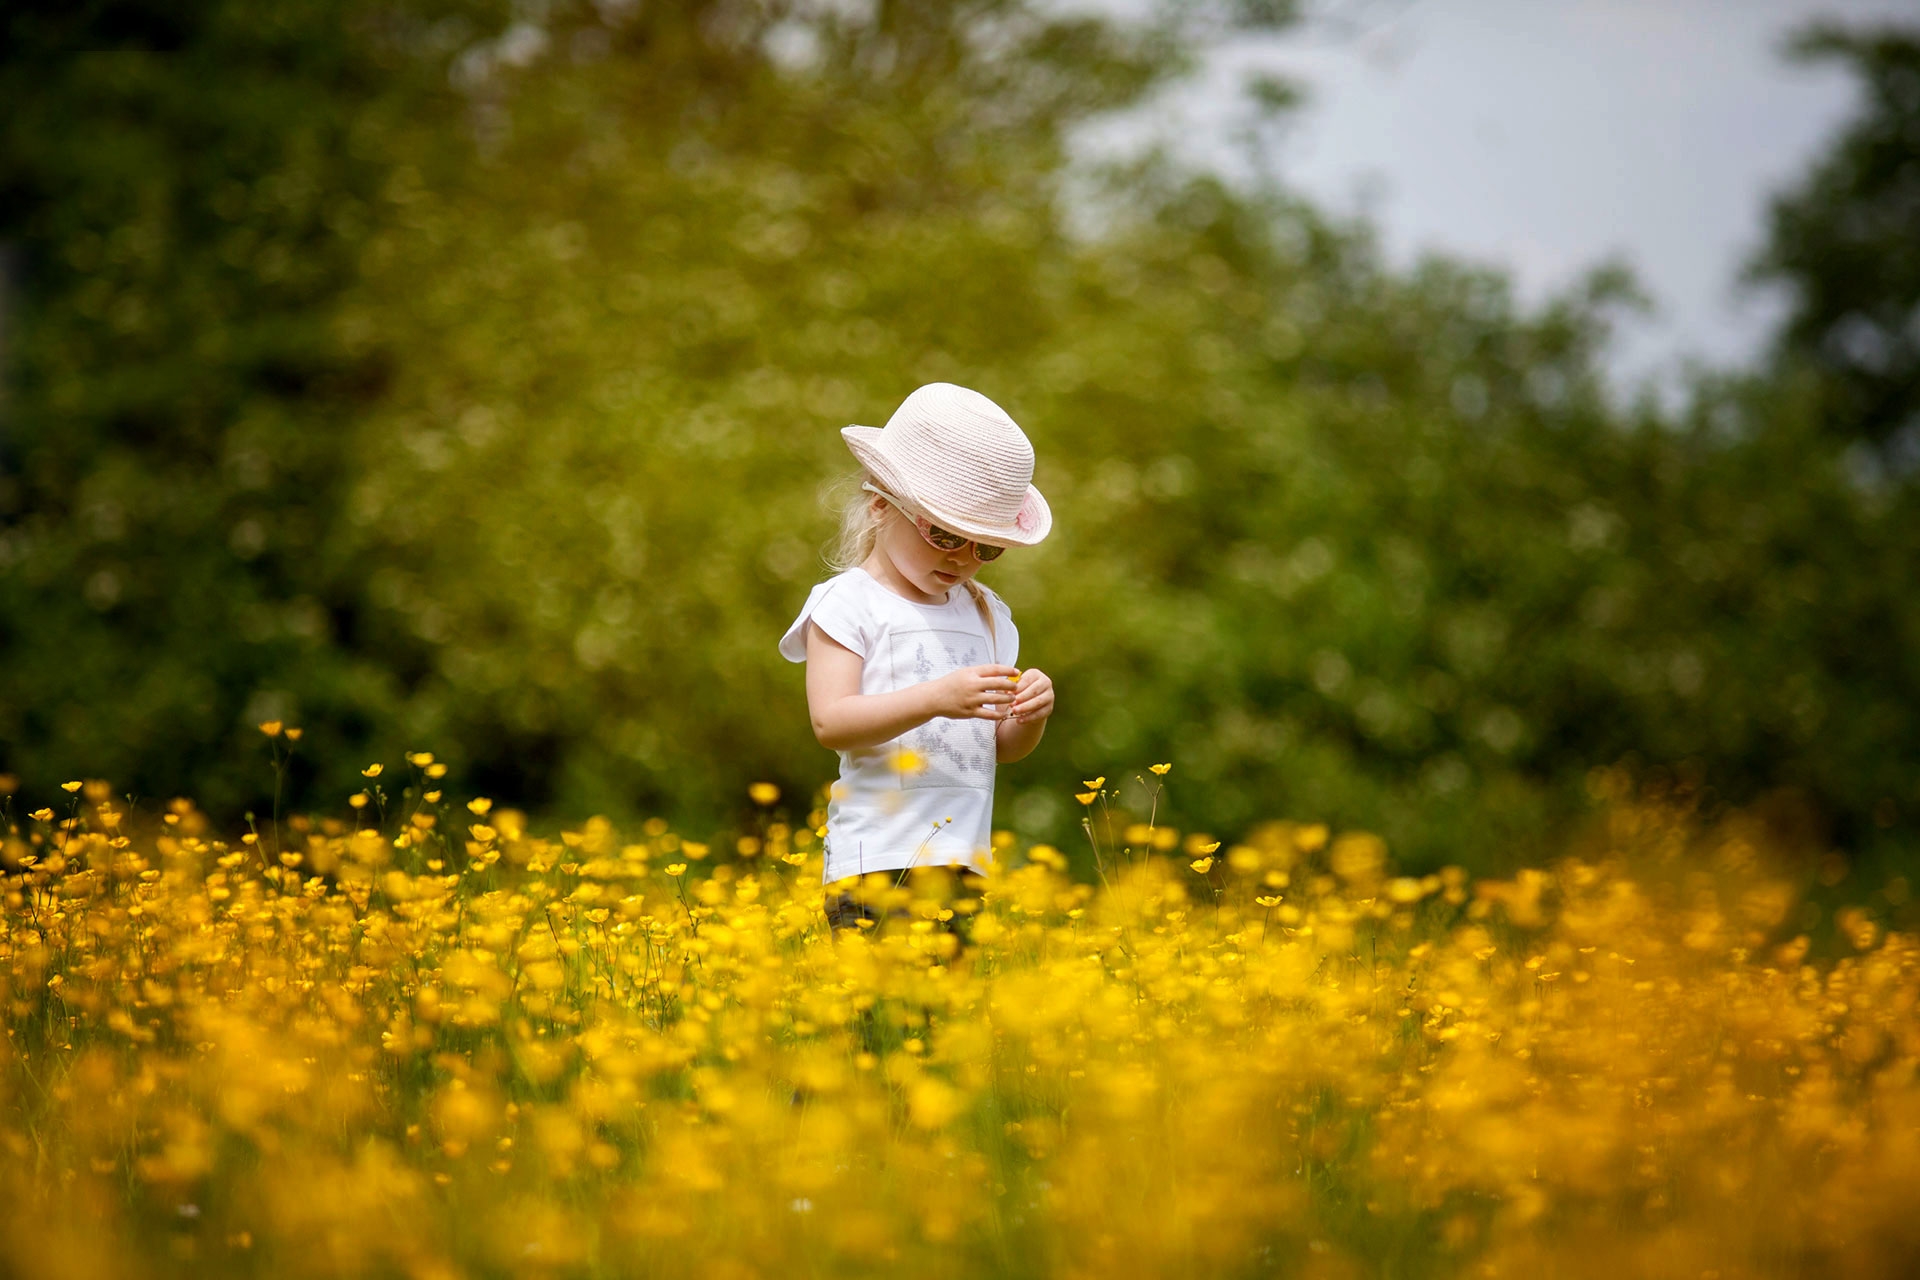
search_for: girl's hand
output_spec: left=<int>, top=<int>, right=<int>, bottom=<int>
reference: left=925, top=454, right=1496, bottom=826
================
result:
left=1009, top=668, right=1054, bottom=723
left=933, top=665, right=1022, bottom=720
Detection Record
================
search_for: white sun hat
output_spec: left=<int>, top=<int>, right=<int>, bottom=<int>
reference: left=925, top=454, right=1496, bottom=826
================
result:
left=841, top=382, right=1052, bottom=547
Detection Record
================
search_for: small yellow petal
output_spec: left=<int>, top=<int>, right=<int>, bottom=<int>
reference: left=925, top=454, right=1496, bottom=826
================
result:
left=1076, top=791, right=1098, bottom=806
left=1082, top=777, right=1105, bottom=789
left=29, top=808, right=54, bottom=822
left=1189, top=856, right=1214, bottom=873
left=664, top=863, right=687, bottom=877
left=361, top=764, right=383, bottom=778
left=1150, top=763, right=1172, bottom=776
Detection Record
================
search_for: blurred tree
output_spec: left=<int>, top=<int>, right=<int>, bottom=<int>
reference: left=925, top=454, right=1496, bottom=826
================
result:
left=2, top=0, right=1915, bottom=876
left=1749, top=23, right=1920, bottom=465
left=0, top=0, right=508, bottom=811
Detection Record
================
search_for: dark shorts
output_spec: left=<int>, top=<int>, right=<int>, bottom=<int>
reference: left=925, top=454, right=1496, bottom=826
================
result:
left=823, top=866, right=987, bottom=938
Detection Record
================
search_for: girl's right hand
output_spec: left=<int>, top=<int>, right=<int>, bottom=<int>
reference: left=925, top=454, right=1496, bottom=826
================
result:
left=933, top=665, right=1022, bottom=720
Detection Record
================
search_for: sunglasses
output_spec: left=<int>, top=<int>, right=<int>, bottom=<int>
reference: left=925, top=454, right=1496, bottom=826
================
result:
left=872, top=490, right=1006, bottom=562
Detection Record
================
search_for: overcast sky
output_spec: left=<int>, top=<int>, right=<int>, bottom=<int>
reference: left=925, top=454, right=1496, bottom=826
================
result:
left=1084, top=0, right=1918, bottom=395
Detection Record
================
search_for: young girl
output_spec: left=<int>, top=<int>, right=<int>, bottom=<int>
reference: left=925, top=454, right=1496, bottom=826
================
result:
left=778, top=382, right=1054, bottom=932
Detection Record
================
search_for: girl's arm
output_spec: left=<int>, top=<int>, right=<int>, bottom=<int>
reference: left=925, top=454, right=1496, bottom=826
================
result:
left=805, top=624, right=1021, bottom=751
left=995, top=668, right=1053, bottom=763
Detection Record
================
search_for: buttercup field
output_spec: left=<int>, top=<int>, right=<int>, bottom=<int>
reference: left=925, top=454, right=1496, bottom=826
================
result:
left=4, top=753, right=1917, bottom=1278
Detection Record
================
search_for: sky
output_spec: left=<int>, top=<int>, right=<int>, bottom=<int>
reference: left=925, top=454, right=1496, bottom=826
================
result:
left=1082, top=0, right=1918, bottom=396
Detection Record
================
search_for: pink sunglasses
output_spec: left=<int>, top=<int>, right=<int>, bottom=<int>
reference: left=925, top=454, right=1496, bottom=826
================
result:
left=872, top=489, right=1006, bottom=562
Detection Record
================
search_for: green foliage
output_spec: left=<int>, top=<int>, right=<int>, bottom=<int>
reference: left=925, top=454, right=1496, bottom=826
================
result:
left=0, top=0, right=510, bottom=812
left=1749, top=22, right=1920, bottom=457
left=2, top=2, right=1917, bottom=872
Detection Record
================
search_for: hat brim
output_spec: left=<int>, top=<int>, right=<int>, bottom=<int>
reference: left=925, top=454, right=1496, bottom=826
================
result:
left=843, top=425, right=1051, bottom=547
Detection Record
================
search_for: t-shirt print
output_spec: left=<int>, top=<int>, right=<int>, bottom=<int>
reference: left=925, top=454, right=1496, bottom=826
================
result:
left=886, top=625, right=996, bottom=791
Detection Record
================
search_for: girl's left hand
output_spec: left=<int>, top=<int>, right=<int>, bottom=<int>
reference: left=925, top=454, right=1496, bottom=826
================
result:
left=1008, top=669, right=1054, bottom=723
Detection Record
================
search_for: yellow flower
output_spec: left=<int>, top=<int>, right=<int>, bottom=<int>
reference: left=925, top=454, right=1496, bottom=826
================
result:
left=468, top=797, right=493, bottom=816
left=29, top=808, right=54, bottom=822
left=362, top=764, right=384, bottom=778
left=894, top=748, right=927, bottom=776
left=1082, top=777, right=1105, bottom=789
left=748, top=782, right=780, bottom=806
left=1150, top=763, right=1172, bottom=776
left=1192, top=839, right=1221, bottom=855
left=284, top=727, right=303, bottom=742
left=908, top=1078, right=963, bottom=1129
left=1076, top=791, right=1098, bottom=806
left=349, top=792, right=370, bottom=809
left=258, top=720, right=283, bottom=737
left=1385, top=877, right=1428, bottom=904
left=426, top=762, right=447, bottom=778
left=664, top=863, right=687, bottom=877
left=61, top=780, right=83, bottom=793
left=1189, top=856, right=1214, bottom=874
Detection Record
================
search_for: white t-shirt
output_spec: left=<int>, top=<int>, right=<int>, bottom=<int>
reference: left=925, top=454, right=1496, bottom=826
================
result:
left=779, top=567, right=1018, bottom=883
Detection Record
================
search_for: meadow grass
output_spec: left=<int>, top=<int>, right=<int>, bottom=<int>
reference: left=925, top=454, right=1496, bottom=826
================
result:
left=2, top=753, right=1916, bottom=1279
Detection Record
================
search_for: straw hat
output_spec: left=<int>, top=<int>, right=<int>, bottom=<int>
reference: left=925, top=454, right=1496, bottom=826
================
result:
left=841, top=383, right=1052, bottom=546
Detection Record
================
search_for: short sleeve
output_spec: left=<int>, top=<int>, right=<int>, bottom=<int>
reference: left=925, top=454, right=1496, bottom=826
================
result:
left=777, top=575, right=871, bottom=663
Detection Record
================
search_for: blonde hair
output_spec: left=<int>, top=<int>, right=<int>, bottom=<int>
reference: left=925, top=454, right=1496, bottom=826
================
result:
left=825, top=472, right=890, bottom=573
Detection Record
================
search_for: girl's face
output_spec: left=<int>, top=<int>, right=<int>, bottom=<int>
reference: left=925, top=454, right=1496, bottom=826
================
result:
left=866, top=499, right=986, bottom=604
